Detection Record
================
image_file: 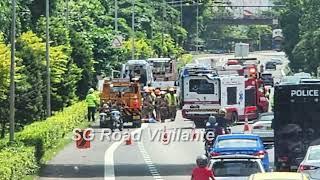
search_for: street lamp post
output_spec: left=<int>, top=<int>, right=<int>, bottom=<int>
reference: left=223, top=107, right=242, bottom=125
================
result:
left=9, top=0, right=16, bottom=142
left=46, top=0, right=51, bottom=117
left=131, top=0, right=135, bottom=60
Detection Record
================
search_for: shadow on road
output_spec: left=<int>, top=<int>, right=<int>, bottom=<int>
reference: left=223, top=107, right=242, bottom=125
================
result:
left=40, top=163, right=195, bottom=178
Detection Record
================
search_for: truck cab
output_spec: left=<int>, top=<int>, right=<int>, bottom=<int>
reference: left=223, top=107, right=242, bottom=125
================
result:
left=100, top=78, right=142, bottom=128
left=122, top=60, right=154, bottom=88
left=147, top=57, right=177, bottom=89
left=181, top=67, right=245, bottom=127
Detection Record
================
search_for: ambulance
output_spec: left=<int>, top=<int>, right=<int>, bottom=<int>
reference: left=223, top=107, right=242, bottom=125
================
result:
left=180, top=67, right=246, bottom=127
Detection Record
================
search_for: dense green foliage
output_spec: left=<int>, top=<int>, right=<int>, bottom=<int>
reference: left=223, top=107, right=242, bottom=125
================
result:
left=0, top=0, right=186, bottom=136
left=277, top=0, right=320, bottom=74
left=0, top=145, right=38, bottom=180
left=0, top=101, right=87, bottom=179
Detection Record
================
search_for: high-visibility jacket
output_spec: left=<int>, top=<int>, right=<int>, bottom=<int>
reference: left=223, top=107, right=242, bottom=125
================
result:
left=86, top=93, right=98, bottom=107
left=165, top=93, right=177, bottom=106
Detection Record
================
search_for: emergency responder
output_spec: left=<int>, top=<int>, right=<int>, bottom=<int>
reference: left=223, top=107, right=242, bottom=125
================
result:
left=142, top=88, right=155, bottom=119
left=86, top=88, right=99, bottom=122
left=166, top=87, right=178, bottom=121
left=159, top=91, right=168, bottom=123
left=154, top=89, right=162, bottom=121
left=191, top=155, right=215, bottom=180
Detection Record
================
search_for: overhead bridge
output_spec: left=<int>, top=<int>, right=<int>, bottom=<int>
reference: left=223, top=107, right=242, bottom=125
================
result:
left=210, top=18, right=276, bottom=25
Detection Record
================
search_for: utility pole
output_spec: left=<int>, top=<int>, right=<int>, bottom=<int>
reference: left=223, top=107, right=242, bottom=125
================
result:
left=9, top=0, right=16, bottom=142
left=115, top=0, right=118, bottom=33
left=180, top=0, right=183, bottom=26
left=46, top=0, right=51, bottom=117
left=161, top=0, right=165, bottom=57
left=131, top=0, right=135, bottom=60
left=196, top=0, right=199, bottom=53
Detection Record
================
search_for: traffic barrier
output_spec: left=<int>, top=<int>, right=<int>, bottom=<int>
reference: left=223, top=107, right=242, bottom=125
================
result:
left=126, top=130, right=133, bottom=145
left=243, top=115, right=251, bottom=133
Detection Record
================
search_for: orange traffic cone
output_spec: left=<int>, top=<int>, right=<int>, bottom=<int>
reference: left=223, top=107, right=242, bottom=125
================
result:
left=126, top=130, right=132, bottom=145
left=191, top=125, right=197, bottom=141
left=243, top=115, right=250, bottom=133
left=162, top=126, right=169, bottom=144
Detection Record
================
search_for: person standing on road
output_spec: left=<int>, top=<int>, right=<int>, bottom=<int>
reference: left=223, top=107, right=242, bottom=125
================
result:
left=86, top=88, right=99, bottom=122
left=191, top=155, right=215, bottom=180
left=159, top=91, right=169, bottom=123
left=154, top=89, right=162, bottom=121
left=142, top=88, right=155, bottom=119
left=165, top=87, right=178, bottom=121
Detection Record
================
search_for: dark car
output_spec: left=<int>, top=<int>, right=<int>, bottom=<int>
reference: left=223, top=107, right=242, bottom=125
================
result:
left=265, top=62, right=276, bottom=70
left=261, top=72, right=274, bottom=86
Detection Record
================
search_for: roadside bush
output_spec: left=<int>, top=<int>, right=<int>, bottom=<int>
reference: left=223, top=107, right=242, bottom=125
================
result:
left=0, top=145, right=38, bottom=180
left=16, top=101, right=87, bottom=161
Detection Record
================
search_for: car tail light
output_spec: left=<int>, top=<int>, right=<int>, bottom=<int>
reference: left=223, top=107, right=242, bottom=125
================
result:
left=254, top=150, right=266, bottom=158
left=298, top=164, right=318, bottom=172
left=278, top=156, right=288, bottom=162
left=210, top=152, right=220, bottom=157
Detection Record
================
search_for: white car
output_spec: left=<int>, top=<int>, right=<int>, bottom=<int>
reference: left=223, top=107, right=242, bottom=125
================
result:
left=252, top=112, right=274, bottom=143
left=208, top=155, right=265, bottom=180
left=298, top=145, right=320, bottom=180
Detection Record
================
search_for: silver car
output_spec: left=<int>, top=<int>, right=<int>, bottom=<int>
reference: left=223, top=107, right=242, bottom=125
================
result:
left=298, top=145, right=320, bottom=180
left=252, top=112, right=274, bottom=143
left=208, top=155, right=265, bottom=180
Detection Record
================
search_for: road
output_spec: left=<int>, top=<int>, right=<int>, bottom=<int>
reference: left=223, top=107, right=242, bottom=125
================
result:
left=39, top=51, right=288, bottom=180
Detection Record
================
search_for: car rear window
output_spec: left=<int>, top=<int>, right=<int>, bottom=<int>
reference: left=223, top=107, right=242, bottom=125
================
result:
left=262, top=74, right=272, bottom=78
left=212, top=160, right=262, bottom=177
left=259, top=115, right=274, bottom=121
left=308, top=148, right=320, bottom=160
left=217, top=139, right=259, bottom=148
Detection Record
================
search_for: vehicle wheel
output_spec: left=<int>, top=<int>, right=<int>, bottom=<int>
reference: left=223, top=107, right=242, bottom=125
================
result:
left=231, top=112, right=238, bottom=125
left=135, top=121, right=142, bottom=128
left=194, top=120, right=205, bottom=128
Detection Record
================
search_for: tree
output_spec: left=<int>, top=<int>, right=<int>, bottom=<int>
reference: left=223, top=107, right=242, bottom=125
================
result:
left=0, top=34, right=11, bottom=137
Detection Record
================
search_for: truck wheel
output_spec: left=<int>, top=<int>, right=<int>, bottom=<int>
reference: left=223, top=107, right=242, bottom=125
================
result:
left=135, top=121, right=142, bottom=128
left=194, top=120, right=205, bottom=128
left=231, top=112, right=238, bottom=125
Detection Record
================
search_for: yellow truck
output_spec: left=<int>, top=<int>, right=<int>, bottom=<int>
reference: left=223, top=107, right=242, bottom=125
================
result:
left=99, top=78, right=142, bottom=128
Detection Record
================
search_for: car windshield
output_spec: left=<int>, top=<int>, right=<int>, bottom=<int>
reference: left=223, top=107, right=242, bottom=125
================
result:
left=217, top=139, right=259, bottom=148
left=213, top=160, right=262, bottom=177
left=259, top=115, right=274, bottom=121
left=308, top=147, right=320, bottom=160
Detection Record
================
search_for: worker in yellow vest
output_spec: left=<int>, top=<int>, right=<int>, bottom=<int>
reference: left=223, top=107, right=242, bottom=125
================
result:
left=165, top=87, right=178, bottom=121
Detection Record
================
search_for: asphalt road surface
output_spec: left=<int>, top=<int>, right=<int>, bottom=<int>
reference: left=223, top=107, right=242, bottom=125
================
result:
left=39, top=51, right=288, bottom=180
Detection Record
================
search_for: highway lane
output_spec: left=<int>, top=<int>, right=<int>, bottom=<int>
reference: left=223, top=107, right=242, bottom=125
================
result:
left=39, top=51, right=288, bottom=180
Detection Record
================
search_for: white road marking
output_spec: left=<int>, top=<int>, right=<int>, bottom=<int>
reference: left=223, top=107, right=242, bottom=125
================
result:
left=138, top=141, right=164, bottom=180
left=104, top=124, right=148, bottom=180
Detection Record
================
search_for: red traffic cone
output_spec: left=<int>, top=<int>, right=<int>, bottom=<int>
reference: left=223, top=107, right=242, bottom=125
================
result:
left=162, top=126, right=169, bottom=144
left=191, top=125, right=197, bottom=140
left=243, top=115, right=250, bottom=133
left=126, top=130, right=132, bottom=145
